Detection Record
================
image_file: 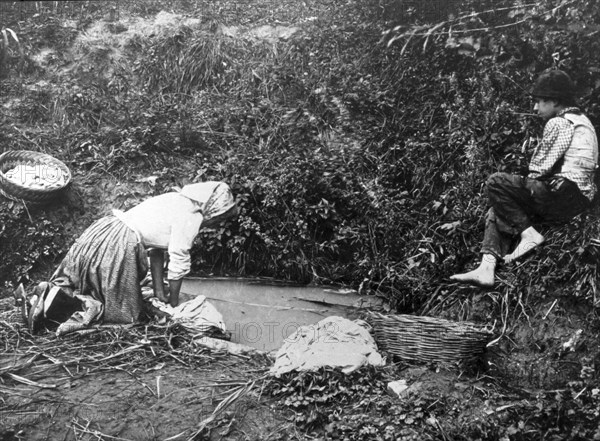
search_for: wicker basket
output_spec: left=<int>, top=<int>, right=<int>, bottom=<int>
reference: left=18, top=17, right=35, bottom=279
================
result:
left=368, top=312, right=494, bottom=364
left=0, top=150, right=72, bottom=204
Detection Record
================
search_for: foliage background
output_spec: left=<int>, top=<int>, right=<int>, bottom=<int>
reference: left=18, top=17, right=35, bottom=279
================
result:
left=1, top=1, right=600, bottom=439
left=3, top=0, right=599, bottom=310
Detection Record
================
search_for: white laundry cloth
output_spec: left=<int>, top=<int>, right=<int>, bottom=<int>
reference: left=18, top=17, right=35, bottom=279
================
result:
left=150, top=295, right=226, bottom=335
left=270, top=316, right=385, bottom=376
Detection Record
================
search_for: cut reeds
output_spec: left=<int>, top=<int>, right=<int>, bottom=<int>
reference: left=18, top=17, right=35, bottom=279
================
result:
left=187, top=373, right=268, bottom=440
left=0, top=319, right=218, bottom=392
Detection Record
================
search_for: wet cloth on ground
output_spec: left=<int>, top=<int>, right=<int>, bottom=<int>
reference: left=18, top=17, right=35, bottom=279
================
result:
left=270, top=316, right=385, bottom=376
left=147, top=294, right=227, bottom=336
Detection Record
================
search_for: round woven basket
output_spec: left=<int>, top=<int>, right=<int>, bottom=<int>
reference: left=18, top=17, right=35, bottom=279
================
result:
left=368, top=312, right=494, bottom=364
left=0, top=150, right=72, bottom=204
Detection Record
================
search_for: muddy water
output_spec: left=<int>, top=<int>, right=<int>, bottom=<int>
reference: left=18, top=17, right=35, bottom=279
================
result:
left=179, top=278, right=383, bottom=352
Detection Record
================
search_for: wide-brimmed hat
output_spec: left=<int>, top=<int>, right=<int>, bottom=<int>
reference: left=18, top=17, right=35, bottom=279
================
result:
left=530, top=69, right=577, bottom=100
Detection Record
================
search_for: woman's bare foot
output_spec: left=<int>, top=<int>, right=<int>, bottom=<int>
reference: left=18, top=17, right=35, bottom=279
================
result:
left=504, top=226, right=545, bottom=264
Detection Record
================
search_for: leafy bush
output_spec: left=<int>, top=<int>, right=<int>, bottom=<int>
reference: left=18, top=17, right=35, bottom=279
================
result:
left=0, top=201, right=65, bottom=288
left=265, top=367, right=504, bottom=440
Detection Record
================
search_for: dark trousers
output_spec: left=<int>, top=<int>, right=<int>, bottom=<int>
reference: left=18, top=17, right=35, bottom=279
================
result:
left=481, top=172, right=590, bottom=258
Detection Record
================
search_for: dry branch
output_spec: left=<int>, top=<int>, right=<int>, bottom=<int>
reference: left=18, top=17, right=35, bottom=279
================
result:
left=384, top=0, right=580, bottom=48
left=187, top=374, right=268, bottom=440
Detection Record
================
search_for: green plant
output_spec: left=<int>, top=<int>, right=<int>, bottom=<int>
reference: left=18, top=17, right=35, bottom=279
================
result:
left=0, top=200, right=65, bottom=287
left=0, top=27, right=23, bottom=77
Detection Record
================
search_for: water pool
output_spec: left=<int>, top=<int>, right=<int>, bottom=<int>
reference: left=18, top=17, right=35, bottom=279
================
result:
left=179, top=278, right=383, bottom=352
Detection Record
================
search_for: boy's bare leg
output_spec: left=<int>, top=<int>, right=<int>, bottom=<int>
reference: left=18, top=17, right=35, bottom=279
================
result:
left=503, top=226, right=545, bottom=264
left=450, top=254, right=496, bottom=287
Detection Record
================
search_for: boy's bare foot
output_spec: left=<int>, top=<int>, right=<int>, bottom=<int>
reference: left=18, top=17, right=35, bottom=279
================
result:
left=504, top=226, right=545, bottom=264
left=450, top=254, right=496, bottom=287
left=450, top=267, right=495, bottom=287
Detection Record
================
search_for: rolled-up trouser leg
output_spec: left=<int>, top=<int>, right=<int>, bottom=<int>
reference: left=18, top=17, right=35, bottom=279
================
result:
left=486, top=172, right=538, bottom=234
left=481, top=208, right=515, bottom=259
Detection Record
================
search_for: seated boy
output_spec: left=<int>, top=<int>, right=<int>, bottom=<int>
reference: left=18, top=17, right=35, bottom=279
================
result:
left=451, top=69, right=598, bottom=287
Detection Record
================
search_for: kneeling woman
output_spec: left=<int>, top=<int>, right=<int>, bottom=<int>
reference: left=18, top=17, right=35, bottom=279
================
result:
left=24, top=181, right=238, bottom=335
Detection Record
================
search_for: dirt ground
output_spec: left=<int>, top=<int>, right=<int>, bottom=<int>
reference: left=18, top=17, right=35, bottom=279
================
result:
left=0, top=296, right=287, bottom=441
left=2, top=363, right=270, bottom=440
left=0, top=294, right=491, bottom=441
left=3, top=286, right=598, bottom=441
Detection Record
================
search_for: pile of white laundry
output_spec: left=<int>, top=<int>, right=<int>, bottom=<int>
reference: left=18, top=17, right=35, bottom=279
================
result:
left=270, top=316, right=385, bottom=376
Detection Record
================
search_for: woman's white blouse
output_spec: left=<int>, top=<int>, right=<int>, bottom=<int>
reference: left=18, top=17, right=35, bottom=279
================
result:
left=119, top=192, right=204, bottom=280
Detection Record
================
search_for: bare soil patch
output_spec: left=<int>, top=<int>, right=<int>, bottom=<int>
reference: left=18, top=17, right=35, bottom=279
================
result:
left=1, top=297, right=288, bottom=441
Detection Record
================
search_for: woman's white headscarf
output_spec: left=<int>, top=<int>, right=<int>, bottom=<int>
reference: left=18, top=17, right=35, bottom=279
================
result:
left=178, top=181, right=236, bottom=221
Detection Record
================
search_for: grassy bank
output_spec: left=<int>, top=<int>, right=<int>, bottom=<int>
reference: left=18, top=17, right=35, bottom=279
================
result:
left=1, top=0, right=600, bottom=439
left=2, top=0, right=600, bottom=309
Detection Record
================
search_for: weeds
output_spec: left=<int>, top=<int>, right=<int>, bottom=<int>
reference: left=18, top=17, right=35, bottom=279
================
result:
left=0, top=27, right=23, bottom=77
left=1, top=0, right=600, bottom=317
left=2, top=0, right=599, bottom=320
left=0, top=201, right=65, bottom=288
